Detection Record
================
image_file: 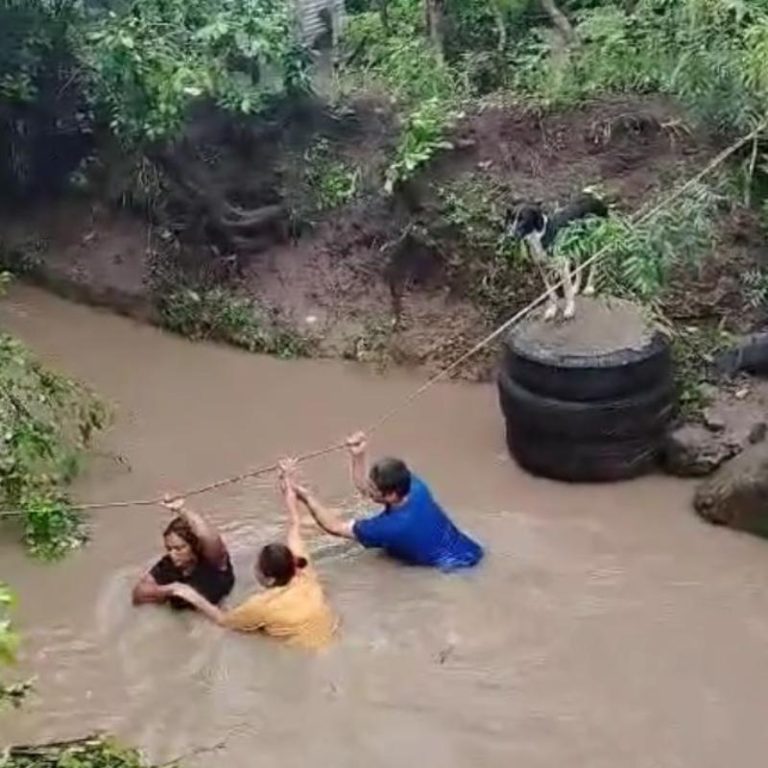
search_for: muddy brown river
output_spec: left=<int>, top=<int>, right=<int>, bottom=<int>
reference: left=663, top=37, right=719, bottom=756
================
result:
left=2, top=285, right=768, bottom=766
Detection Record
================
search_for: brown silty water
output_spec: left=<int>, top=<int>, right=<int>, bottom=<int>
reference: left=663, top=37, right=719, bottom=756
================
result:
left=2, top=285, right=768, bottom=767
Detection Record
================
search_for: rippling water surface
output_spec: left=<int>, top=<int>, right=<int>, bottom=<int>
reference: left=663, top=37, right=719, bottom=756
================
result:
left=2, top=286, right=768, bottom=767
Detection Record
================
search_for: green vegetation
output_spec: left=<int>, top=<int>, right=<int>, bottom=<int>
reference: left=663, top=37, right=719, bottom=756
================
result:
left=384, top=98, right=460, bottom=193
left=437, top=173, right=724, bottom=318
left=436, top=175, right=527, bottom=321
left=1, top=0, right=309, bottom=150
left=510, top=1, right=768, bottom=133
left=0, top=584, right=19, bottom=667
left=342, top=1, right=459, bottom=104
left=0, top=282, right=108, bottom=558
left=553, top=182, right=723, bottom=302
left=5, top=0, right=767, bottom=322
left=85, top=0, right=306, bottom=146
left=670, top=324, right=733, bottom=419
left=339, top=0, right=768, bottom=187
left=341, top=0, right=465, bottom=191
left=436, top=169, right=733, bottom=416
left=4, top=735, right=156, bottom=768
left=0, top=334, right=108, bottom=557
left=305, top=138, right=361, bottom=210
left=0, top=582, right=30, bottom=709
left=343, top=1, right=768, bottom=138
left=158, top=287, right=313, bottom=357
left=742, top=265, right=768, bottom=310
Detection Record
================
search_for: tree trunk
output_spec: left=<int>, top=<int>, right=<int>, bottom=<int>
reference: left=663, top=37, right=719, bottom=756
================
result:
left=491, top=0, right=507, bottom=52
left=378, top=0, right=389, bottom=33
left=424, top=0, right=446, bottom=62
left=540, top=0, right=576, bottom=46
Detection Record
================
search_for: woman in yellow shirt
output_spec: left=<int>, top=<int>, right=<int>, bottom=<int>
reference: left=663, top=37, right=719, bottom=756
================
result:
left=169, top=462, right=338, bottom=650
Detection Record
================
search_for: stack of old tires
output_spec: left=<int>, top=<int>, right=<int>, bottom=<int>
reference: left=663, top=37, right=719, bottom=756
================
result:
left=498, top=310, right=677, bottom=482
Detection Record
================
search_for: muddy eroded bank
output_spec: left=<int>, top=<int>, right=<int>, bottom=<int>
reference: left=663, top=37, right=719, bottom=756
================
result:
left=3, top=95, right=762, bottom=380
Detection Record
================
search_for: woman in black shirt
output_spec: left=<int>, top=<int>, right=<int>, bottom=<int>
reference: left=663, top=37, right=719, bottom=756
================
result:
left=132, top=496, right=234, bottom=610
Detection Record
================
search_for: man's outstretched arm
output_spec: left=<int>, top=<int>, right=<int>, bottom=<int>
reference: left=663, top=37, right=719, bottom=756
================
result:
left=295, top=485, right=356, bottom=540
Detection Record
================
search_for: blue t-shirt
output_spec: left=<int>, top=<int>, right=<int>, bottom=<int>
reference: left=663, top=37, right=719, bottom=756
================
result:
left=352, top=475, right=484, bottom=570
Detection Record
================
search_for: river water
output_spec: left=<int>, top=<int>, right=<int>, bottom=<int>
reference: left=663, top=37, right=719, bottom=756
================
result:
left=2, top=285, right=768, bottom=767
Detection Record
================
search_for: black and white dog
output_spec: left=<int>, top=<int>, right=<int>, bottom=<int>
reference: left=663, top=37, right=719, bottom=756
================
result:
left=505, top=192, right=608, bottom=321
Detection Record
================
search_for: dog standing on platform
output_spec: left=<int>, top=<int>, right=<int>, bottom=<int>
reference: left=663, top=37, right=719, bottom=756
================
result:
left=505, top=192, right=609, bottom=321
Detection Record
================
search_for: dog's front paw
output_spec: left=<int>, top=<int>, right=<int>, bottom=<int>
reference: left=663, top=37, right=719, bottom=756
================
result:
left=543, top=303, right=558, bottom=321
left=562, top=302, right=576, bottom=320
left=582, top=284, right=596, bottom=297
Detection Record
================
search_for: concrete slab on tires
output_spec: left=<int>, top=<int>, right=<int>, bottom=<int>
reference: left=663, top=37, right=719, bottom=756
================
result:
left=503, top=296, right=672, bottom=402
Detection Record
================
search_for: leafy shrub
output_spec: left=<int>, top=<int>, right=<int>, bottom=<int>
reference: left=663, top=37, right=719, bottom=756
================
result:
left=671, top=324, right=733, bottom=419
left=84, top=0, right=309, bottom=146
left=5, top=736, right=157, bottom=768
left=436, top=174, right=534, bottom=320
left=553, top=181, right=723, bottom=301
left=342, top=0, right=456, bottom=98
left=0, top=0, right=81, bottom=105
left=0, top=0, right=89, bottom=197
left=384, top=98, right=460, bottom=193
left=158, top=287, right=312, bottom=357
left=0, top=335, right=109, bottom=558
left=439, top=176, right=508, bottom=253
left=741, top=266, right=768, bottom=310
left=342, top=1, right=464, bottom=190
left=0, top=0, right=310, bottom=161
left=446, top=0, right=536, bottom=60
left=509, top=0, right=768, bottom=134
left=0, top=584, right=18, bottom=669
left=304, top=139, right=361, bottom=210
left=546, top=180, right=732, bottom=416
left=0, top=583, right=30, bottom=709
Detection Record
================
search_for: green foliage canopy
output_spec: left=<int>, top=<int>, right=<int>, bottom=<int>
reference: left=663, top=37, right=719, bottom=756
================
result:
left=0, top=0, right=310, bottom=150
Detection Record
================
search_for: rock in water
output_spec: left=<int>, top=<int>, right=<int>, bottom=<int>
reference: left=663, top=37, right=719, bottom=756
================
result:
left=662, top=394, right=767, bottom=478
left=694, top=441, right=768, bottom=537
left=663, top=424, right=739, bottom=477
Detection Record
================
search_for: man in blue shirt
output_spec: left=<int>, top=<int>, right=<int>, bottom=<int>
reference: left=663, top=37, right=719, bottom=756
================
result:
left=294, top=432, right=483, bottom=571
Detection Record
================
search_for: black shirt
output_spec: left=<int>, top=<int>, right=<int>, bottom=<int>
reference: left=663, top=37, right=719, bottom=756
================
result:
left=151, top=554, right=235, bottom=611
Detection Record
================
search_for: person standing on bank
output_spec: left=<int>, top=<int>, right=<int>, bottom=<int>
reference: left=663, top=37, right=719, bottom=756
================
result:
left=295, top=432, right=484, bottom=570
left=132, top=495, right=235, bottom=610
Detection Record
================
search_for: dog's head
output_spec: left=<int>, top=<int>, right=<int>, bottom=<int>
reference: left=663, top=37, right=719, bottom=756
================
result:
left=505, top=203, right=545, bottom=240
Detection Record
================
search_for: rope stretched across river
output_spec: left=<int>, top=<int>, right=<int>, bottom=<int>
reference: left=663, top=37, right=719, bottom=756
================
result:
left=0, top=118, right=765, bottom=519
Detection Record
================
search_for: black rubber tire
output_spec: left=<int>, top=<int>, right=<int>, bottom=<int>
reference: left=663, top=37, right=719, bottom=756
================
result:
left=497, top=368, right=676, bottom=441
left=714, top=332, right=768, bottom=377
left=504, top=421, right=660, bottom=482
left=502, top=329, right=672, bottom=402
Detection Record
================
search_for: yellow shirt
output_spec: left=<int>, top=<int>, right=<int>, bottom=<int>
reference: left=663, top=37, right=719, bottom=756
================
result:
left=222, top=567, right=337, bottom=650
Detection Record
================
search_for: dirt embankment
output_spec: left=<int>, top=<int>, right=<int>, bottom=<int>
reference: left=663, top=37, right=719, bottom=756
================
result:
left=1, top=95, right=765, bottom=379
